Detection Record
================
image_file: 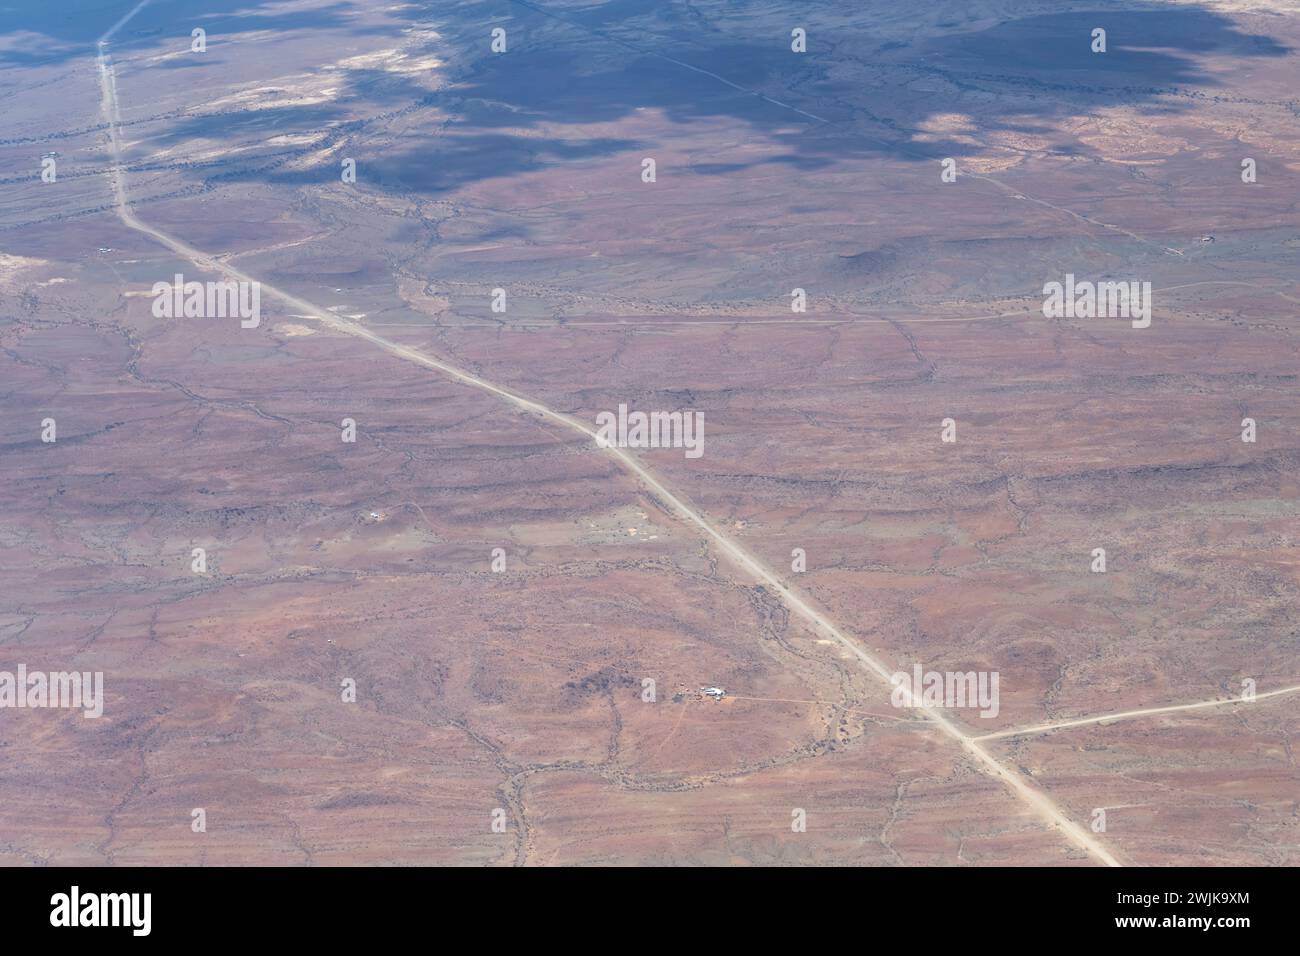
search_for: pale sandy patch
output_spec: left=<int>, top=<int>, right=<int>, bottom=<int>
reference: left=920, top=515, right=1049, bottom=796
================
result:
left=0, top=252, right=50, bottom=286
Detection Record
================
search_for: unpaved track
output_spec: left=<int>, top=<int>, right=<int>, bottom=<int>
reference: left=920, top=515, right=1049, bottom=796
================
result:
left=977, top=683, right=1300, bottom=742
left=95, top=2, right=1120, bottom=867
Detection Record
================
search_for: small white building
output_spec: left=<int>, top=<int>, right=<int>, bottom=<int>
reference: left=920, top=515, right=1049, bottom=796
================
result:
left=701, top=687, right=726, bottom=700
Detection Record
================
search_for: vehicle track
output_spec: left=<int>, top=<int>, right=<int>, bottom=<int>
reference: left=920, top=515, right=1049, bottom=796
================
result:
left=976, top=683, right=1300, bottom=742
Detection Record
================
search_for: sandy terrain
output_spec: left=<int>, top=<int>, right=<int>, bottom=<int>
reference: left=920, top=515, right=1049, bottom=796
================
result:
left=0, top=0, right=1297, bottom=865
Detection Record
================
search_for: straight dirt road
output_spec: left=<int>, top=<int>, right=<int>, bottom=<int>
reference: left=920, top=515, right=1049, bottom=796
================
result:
left=976, top=684, right=1300, bottom=742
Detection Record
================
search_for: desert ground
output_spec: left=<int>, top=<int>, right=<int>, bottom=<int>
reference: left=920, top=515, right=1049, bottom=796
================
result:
left=0, top=0, right=1297, bottom=865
